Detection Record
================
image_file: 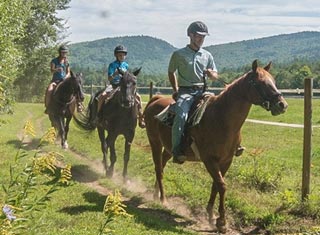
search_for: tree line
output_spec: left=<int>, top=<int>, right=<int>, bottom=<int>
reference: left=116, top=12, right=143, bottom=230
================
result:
left=1, top=0, right=319, bottom=116
left=75, top=59, right=320, bottom=92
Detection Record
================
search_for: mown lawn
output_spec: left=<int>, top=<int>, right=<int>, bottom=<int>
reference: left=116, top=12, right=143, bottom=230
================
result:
left=1, top=97, right=320, bottom=234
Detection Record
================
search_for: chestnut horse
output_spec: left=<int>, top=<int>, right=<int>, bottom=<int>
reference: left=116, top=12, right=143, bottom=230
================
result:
left=47, top=71, right=83, bottom=149
left=143, top=60, right=288, bottom=233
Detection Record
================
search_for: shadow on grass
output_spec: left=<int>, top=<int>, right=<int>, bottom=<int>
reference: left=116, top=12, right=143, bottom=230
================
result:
left=71, top=164, right=100, bottom=183
left=60, top=190, right=195, bottom=233
left=124, top=196, right=195, bottom=233
left=6, top=138, right=42, bottom=151
left=60, top=191, right=105, bottom=214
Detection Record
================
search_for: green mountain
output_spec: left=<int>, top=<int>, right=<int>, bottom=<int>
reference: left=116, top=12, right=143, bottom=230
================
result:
left=69, top=35, right=175, bottom=74
left=69, top=31, right=320, bottom=74
left=208, top=31, right=320, bottom=70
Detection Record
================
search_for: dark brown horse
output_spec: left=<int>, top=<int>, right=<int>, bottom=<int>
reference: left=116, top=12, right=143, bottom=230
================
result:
left=47, top=71, right=83, bottom=149
left=74, top=68, right=141, bottom=179
left=143, top=60, right=288, bottom=233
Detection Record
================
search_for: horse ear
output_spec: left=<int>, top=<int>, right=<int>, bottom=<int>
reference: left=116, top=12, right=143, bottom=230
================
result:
left=133, top=67, right=142, bottom=76
left=252, top=60, right=258, bottom=72
left=264, top=61, right=272, bottom=72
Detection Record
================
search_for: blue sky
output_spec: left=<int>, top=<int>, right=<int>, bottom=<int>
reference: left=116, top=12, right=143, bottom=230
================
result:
left=58, top=0, right=320, bottom=48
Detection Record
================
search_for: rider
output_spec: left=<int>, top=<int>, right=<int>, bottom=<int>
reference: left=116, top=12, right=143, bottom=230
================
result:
left=97, top=45, right=145, bottom=128
left=45, top=45, right=84, bottom=113
left=168, top=21, right=218, bottom=164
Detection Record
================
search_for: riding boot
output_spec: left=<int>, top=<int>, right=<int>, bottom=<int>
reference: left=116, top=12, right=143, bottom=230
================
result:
left=135, top=94, right=145, bottom=128
left=44, top=89, right=52, bottom=114
left=235, top=145, right=246, bottom=157
left=138, top=109, right=145, bottom=128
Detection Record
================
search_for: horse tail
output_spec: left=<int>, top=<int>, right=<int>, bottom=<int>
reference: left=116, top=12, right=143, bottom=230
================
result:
left=73, top=93, right=100, bottom=131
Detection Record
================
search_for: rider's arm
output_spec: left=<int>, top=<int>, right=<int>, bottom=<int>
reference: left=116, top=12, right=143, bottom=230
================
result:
left=65, top=62, right=71, bottom=79
left=205, top=69, right=218, bottom=81
left=168, top=71, right=178, bottom=92
left=50, top=61, right=58, bottom=74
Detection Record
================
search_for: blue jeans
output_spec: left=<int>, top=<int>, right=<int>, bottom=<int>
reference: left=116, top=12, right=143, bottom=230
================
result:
left=172, top=87, right=202, bottom=156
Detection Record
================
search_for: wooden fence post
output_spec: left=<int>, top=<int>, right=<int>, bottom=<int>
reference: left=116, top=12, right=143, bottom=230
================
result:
left=149, top=82, right=153, bottom=100
left=302, top=77, right=313, bottom=201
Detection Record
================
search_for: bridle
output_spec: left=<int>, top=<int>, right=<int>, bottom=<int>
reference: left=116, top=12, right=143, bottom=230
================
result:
left=118, top=73, right=137, bottom=108
left=247, top=72, right=283, bottom=111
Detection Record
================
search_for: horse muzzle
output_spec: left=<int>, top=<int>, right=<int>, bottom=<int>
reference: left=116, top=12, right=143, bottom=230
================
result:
left=269, top=97, right=288, bottom=116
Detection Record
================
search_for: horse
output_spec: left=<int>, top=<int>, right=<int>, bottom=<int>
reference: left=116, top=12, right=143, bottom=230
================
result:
left=73, top=68, right=141, bottom=179
left=47, top=71, right=83, bottom=149
left=143, top=60, right=288, bottom=233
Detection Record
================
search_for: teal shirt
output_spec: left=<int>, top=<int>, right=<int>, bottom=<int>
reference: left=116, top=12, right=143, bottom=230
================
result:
left=107, top=60, right=129, bottom=85
left=51, top=57, right=69, bottom=82
left=168, top=45, right=217, bottom=87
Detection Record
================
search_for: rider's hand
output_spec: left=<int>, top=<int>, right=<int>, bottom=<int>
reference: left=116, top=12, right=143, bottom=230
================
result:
left=172, top=91, right=178, bottom=101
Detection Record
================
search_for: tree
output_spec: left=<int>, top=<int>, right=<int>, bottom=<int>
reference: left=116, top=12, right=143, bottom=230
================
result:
left=0, top=0, right=29, bottom=112
left=14, top=0, right=71, bottom=102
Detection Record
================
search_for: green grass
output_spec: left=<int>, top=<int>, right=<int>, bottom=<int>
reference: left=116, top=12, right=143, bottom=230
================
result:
left=1, top=98, right=320, bottom=234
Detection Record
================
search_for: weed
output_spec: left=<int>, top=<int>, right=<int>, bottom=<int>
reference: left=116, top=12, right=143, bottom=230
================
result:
left=99, top=190, right=132, bottom=235
left=0, top=121, right=72, bottom=234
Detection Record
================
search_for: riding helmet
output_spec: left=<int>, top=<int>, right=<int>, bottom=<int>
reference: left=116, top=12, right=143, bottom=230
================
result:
left=58, top=45, right=69, bottom=53
left=187, top=21, right=209, bottom=36
left=114, top=45, right=128, bottom=55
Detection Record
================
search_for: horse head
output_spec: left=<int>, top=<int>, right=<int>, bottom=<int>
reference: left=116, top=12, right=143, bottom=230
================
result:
left=245, top=60, right=288, bottom=115
left=69, top=71, right=83, bottom=93
left=117, top=67, right=141, bottom=108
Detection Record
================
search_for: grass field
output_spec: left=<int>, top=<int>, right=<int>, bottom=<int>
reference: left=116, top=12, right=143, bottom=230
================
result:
left=1, top=97, right=320, bottom=234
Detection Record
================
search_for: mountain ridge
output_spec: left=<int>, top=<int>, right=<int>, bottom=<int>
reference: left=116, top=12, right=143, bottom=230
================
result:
left=69, top=31, right=320, bottom=74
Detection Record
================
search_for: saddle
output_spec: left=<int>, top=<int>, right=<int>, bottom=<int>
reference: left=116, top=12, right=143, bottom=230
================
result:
left=155, top=92, right=213, bottom=127
left=155, top=92, right=213, bottom=156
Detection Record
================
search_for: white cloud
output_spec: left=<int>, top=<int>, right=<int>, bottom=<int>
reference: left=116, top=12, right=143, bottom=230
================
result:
left=58, top=0, right=320, bottom=47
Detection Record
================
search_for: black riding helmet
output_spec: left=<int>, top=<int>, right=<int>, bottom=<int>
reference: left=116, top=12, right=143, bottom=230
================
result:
left=114, top=45, right=127, bottom=55
left=58, top=45, right=69, bottom=53
left=187, top=21, right=209, bottom=36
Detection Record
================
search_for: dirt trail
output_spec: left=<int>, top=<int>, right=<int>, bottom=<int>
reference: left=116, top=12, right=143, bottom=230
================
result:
left=68, top=147, right=257, bottom=235
left=32, top=111, right=261, bottom=235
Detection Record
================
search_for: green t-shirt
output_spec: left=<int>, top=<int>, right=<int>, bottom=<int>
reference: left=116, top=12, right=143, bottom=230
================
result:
left=168, top=45, right=217, bottom=87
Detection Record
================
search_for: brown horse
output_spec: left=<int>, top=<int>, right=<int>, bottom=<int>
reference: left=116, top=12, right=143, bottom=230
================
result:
left=73, top=68, right=141, bottom=179
left=47, top=71, right=83, bottom=149
left=143, top=60, right=288, bottom=233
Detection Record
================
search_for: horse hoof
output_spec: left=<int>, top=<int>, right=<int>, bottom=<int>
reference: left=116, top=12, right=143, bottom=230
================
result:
left=106, top=169, right=113, bottom=178
left=62, top=142, right=68, bottom=149
left=217, top=225, right=227, bottom=234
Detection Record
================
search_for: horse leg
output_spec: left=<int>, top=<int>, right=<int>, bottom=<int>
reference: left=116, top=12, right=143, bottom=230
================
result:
left=204, top=157, right=228, bottom=234
left=122, top=132, right=134, bottom=182
left=155, top=149, right=171, bottom=204
left=63, top=117, right=71, bottom=149
left=97, top=127, right=108, bottom=172
left=57, top=117, right=66, bottom=149
left=106, top=133, right=117, bottom=178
